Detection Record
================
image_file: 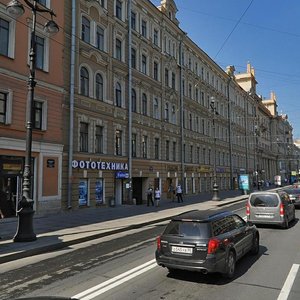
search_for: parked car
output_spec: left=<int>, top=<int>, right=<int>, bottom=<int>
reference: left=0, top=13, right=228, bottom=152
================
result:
left=246, top=191, right=295, bottom=228
left=293, top=182, right=300, bottom=188
left=282, top=187, right=300, bottom=208
left=155, top=210, right=259, bottom=279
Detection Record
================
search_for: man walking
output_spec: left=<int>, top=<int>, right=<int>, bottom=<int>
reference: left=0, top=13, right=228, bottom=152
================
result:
left=147, top=185, right=154, bottom=206
left=154, top=187, right=161, bottom=207
left=176, top=184, right=183, bottom=203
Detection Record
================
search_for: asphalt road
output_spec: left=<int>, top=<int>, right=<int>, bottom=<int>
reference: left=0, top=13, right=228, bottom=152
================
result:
left=2, top=200, right=300, bottom=300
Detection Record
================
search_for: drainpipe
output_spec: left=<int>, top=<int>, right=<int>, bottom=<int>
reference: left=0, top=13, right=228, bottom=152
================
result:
left=67, top=0, right=76, bottom=209
left=179, top=39, right=185, bottom=192
left=128, top=0, right=132, bottom=202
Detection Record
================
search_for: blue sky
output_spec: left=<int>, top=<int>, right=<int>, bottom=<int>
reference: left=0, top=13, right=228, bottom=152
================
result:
left=151, top=0, right=300, bottom=139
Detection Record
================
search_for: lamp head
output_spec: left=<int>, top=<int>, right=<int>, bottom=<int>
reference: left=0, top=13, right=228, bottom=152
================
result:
left=6, top=0, right=25, bottom=18
left=44, top=19, right=59, bottom=35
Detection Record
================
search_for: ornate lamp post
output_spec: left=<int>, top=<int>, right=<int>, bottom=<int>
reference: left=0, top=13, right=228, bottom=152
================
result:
left=210, top=97, right=220, bottom=200
left=6, top=0, right=59, bottom=242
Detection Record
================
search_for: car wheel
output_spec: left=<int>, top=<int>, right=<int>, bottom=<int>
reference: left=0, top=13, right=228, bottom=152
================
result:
left=223, top=251, right=236, bottom=279
left=282, top=217, right=289, bottom=229
left=250, top=234, right=259, bottom=255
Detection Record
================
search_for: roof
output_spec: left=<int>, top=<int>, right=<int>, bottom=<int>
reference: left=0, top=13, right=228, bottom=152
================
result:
left=171, top=210, right=233, bottom=222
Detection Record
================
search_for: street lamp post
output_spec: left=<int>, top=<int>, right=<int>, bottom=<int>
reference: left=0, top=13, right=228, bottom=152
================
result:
left=210, top=97, right=220, bottom=201
left=6, top=0, right=59, bottom=242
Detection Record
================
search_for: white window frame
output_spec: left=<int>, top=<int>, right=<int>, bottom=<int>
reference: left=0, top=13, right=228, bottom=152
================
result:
left=27, top=24, right=50, bottom=72
left=0, top=7, right=16, bottom=59
left=33, top=97, right=48, bottom=131
left=0, top=88, right=13, bottom=124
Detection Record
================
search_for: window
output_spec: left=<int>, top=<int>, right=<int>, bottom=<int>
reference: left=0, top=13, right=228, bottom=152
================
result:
left=188, top=83, right=192, bottom=99
left=153, top=98, right=159, bottom=119
left=155, top=138, right=159, bottom=159
left=153, top=61, right=158, bottom=80
left=0, top=92, right=7, bottom=124
left=172, top=72, right=176, bottom=89
left=142, top=135, right=148, bottom=158
left=189, top=113, right=192, bottom=130
left=131, top=11, right=136, bottom=30
left=142, top=93, right=147, bottom=115
left=33, top=101, right=43, bottom=130
left=141, top=54, right=147, bottom=74
left=171, top=105, right=176, bottom=124
left=116, top=0, right=122, bottom=20
left=96, top=26, right=104, bottom=51
left=80, top=122, right=89, bottom=152
left=166, top=140, right=170, bottom=160
left=95, top=73, right=103, bottom=100
left=141, top=19, right=147, bottom=37
left=115, top=129, right=122, bottom=155
left=131, top=48, right=136, bottom=69
left=153, top=29, right=158, bottom=46
left=35, top=35, right=45, bottom=70
left=115, top=82, right=122, bottom=107
left=132, top=133, right=136, bottom=157
left=164, top=103, right=169, bottom=121
left=132, top=89, right=136, bottom=112
left=0, top=18, right=9, bottom=56
left=80, top=67, right=89, bottom=96
left=165, top=68, right=169, bottom=86
left=37, top=0, right=46, bottom=5
left=115, top=38, right=122, bottom=60
left=95, top=125, right=103, bottom=153
left=190, top=145, right=193, bottom=163
left=172, top=141, right=176, bottom=161
left=99, top=0, right=105, bottom=7
left=81, top=16, right=90, bottom=43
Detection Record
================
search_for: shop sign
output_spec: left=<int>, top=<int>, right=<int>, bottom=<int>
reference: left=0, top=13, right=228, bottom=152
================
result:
left=72, top=160, right=128, bottom=171
left=197, top=166, right=211, bottom=173
left=115, top=171, right=129, bottom=179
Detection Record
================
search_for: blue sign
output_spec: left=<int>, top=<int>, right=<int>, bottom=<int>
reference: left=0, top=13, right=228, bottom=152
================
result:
left=239, top=174, right=250, bottom=190
left=115, top=171, right=129, bottom=179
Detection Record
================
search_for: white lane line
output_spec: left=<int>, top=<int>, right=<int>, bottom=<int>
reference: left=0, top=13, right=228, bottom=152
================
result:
left=72, top=259, right=157, bottom=299
left=277, top=264, right=300, bottom=300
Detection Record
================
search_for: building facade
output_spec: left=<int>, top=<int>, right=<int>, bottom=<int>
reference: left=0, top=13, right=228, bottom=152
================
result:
left=0, top=0, right=64, bottom=216
left=1, top=0, right=298, bottom=216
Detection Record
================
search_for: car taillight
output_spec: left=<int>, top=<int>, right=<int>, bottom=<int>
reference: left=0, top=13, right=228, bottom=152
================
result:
left=156, top=236, right=161, bottom=250
left=246, top=202, right=250, bottom=216
left=280, top=203, right=284, bottom=217
left=208, top=238, right=220, bottom=254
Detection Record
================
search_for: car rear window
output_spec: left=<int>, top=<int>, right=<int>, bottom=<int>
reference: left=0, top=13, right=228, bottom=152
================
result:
left=250, top=194, right=279, bottom=207
left=164, top=221, right=210, bottom=238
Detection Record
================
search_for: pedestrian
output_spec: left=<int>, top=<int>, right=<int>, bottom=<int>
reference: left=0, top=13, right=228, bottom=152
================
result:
left=168, top=183, right=175, bottom=202
left=147, top=185, right=154, bottom=206
left=154, top=187, right=161, bottom=207
left=176, top=184, right=183, bottom=203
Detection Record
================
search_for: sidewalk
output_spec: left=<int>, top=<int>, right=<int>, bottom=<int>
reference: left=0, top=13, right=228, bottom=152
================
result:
left=0, top=190, right=249, bottom=264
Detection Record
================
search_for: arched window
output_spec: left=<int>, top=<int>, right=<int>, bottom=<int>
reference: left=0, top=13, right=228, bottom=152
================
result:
left=142, top=93, right=147, bottom=115
left=164, top=103, right=169, bottom=121
left=95, top=73, right=103, bottom=100
left=81, top=16, right=90, bottom=43
left=153, top=98, right=159, bottom=119
left=80, top=67, right=89, bottom=96
left=115, top=82, right=122, bottom=107
left=132, top=89, right=136, bottom=112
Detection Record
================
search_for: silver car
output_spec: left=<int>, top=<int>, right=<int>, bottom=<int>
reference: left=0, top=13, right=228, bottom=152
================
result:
left=246, top=191, right=295, bottom=228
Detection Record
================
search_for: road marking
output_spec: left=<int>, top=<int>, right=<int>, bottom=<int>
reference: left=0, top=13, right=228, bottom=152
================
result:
left=72, top=259, right=157, bottom=300
left=277, top=264, right=300, bottom=300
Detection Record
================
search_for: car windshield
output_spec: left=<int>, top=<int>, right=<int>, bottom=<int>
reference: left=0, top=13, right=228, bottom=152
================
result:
left=250, top=194, right=279, bottom=207
left=164, top=221, right=210, bottom=238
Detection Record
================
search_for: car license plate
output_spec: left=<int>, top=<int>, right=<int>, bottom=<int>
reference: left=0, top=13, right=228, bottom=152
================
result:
left=256, top=214, right=273, bottom=218
left=171, top=246, right=193, bottom=254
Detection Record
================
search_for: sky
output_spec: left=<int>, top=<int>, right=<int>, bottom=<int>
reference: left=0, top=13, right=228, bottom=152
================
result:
left=150, top=0, right=300, bottom=139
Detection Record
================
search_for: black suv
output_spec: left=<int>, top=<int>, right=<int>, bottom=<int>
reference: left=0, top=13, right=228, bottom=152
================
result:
left=155, top=210, right=259, bottom=278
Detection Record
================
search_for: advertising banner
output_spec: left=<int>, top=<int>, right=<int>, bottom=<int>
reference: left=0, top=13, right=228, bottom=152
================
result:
left=79, top=180, right=88, bottom=206
left=95, top=179, right=103, bottom=205
left=239, top=174, right=250, bottom=191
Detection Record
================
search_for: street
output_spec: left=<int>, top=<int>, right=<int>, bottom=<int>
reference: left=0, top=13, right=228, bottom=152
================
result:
left=1, top=200, right=300, bottom=300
